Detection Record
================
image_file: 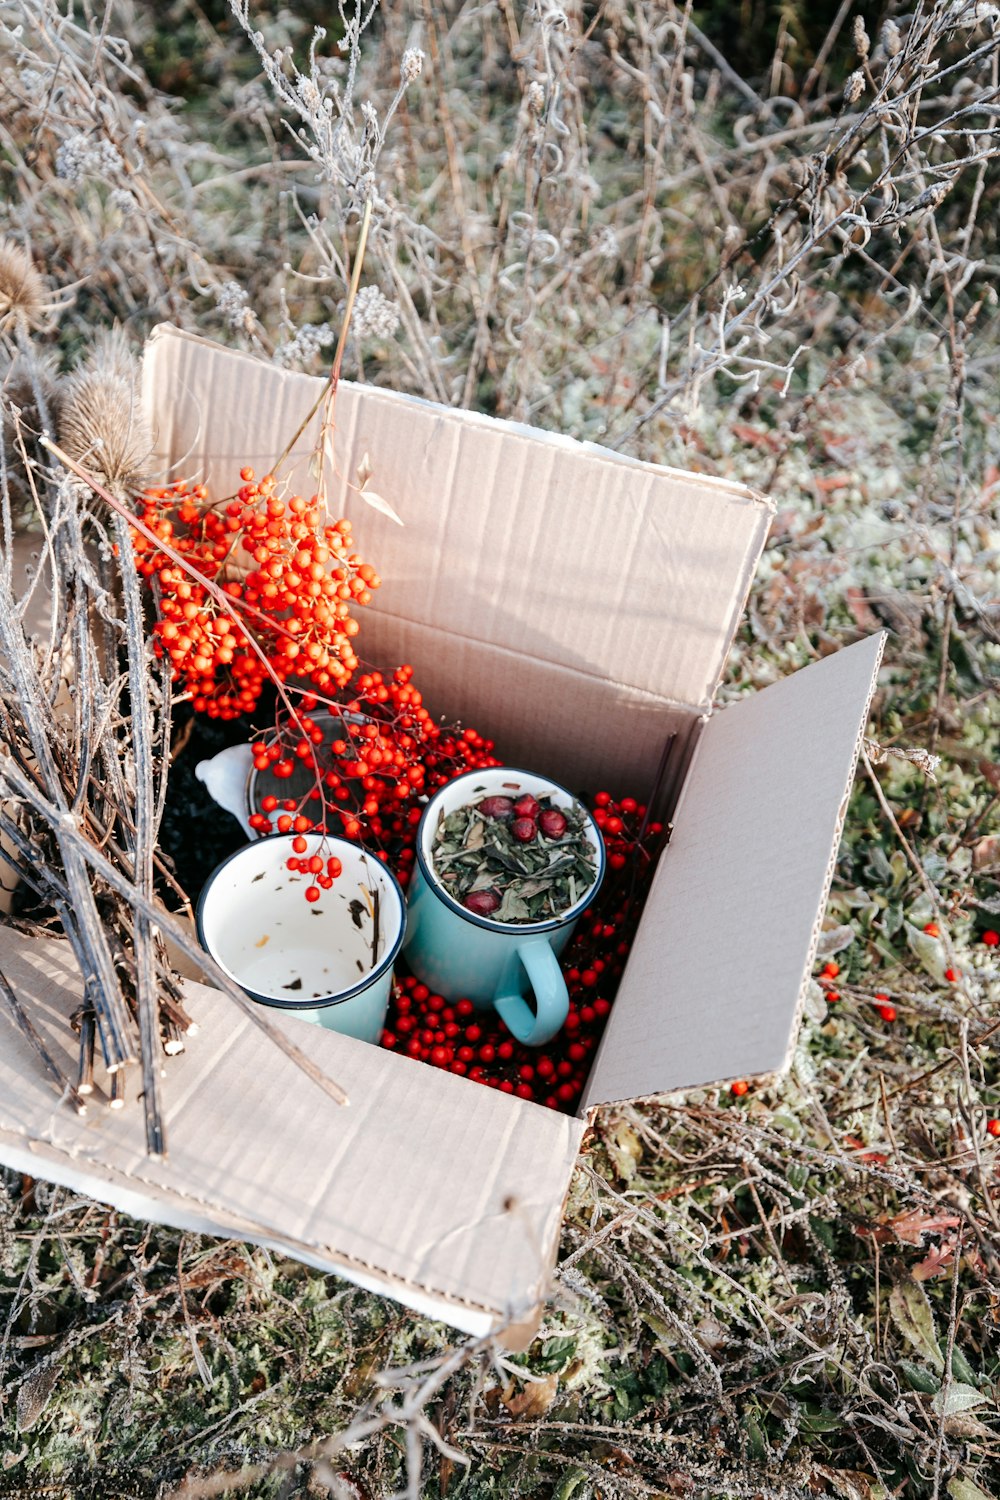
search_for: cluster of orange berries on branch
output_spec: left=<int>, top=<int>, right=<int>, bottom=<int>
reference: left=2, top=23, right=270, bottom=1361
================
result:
left=246, top=666, right=502, bottom=885
left=130, top=468, right=380, bottom=718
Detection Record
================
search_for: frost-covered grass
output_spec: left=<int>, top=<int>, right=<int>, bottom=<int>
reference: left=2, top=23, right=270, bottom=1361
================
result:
left=2, top=1, right=1000, bottom=1496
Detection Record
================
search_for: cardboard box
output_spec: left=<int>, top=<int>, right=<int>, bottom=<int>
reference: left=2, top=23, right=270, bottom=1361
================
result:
left=0, top=327, right=884, bottom=1336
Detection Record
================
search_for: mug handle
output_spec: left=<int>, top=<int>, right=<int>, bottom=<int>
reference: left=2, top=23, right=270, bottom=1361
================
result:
left=494, top=939, right=569, bottom=1048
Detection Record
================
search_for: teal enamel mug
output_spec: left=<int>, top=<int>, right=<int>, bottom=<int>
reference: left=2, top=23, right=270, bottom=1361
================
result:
left=197, top=833, right=405, bottom=1043
left=403, top=769, right=605, bottom=1047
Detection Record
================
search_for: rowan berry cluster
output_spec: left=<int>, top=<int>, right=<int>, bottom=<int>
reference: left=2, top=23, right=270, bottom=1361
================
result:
left=130, top=468, right=379, bottom=718
left=246, top=666, right=501, bottom=885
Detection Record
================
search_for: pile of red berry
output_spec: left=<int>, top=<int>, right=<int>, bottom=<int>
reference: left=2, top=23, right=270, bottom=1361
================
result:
left=245, top=666, right=501, bottom=887
left=381, top=792, right=665, bottom=1112
left=130, top=469, right=379, bottom=718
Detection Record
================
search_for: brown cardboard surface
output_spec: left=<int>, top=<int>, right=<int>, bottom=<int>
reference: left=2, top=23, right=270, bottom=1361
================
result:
left=0, top=326, right=881, bottom=1333
left=0, top=927, right=584, bottom=1333
left=143, top=327, right=772, bottom=800
left=582, top=633, right=886, bottom=1108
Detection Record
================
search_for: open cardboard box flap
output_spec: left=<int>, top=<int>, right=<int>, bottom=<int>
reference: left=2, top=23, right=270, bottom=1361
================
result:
left=583, top=630, right=885, bottom=1108
left=0, top=327, right=884, bottom=1334
left=0, top=925, right=584, bottom=1335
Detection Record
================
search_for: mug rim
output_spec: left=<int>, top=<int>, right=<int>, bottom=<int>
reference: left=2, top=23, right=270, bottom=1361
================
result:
left=196, top=832, right=406, bottom=1010
left=246, top=708, right=373, bottom=839
left=414, top=766, right=606, bottom=934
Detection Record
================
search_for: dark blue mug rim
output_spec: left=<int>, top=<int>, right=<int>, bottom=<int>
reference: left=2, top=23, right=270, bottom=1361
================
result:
left=196, top=833, right=406, bottom=1010
left=413, top=767, right=606, bottom=934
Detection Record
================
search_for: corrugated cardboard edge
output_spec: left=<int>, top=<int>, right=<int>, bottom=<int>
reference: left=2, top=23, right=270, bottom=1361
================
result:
left=0, top=926, right=586, bottom=1340
left=143, top=325, right=774, bottom=514
left=0, top=1130, right=493, bottom=1334
left=0, top=1101, right=582, bottom=1338
left=775, top=630, right=886, bottom=1076
left=584, top=631, right=887, bottom=1111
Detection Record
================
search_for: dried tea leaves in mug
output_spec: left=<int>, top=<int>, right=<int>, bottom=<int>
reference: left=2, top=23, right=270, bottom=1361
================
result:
left=431, top=792, right=597, bottom=923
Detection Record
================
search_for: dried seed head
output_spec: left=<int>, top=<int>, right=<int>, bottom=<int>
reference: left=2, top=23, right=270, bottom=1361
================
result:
left=2, top=348, right=60, bottom=437
left=844, top=69, right=866, bottom=105
left=58, top=328, right=150, bottom=492
left=350, top=285, right=400, bottom=342
left=882, top=19, right=902, bottom=56
left=0, top=239, right=46, bottom=334
left=526, top=80, right=546, bottom=115
left=401, top=47, right=424, bottom=83
left=852, top=16, right=870, bottom=59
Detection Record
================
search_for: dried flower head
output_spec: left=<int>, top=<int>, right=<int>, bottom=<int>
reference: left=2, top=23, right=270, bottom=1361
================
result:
left=526, top=80, right=546, bottom=115
left=0, top=239, right=46, bottom=334
left=853, top=16, right=870, bottom=60
left=275, top=321, right=334, bottom=369
left=401, top=47, right=424, bottom=83
left=55, top=132, right=124, bottom=185
left=843, top=70, right=866, bottom=105
left=882, top=19, right=902, bottom=55
left=58, top=328, right=150, bottom=492
left=216, top=280, right=253, bottom=334
left=350, top=285, right=400, bottom=342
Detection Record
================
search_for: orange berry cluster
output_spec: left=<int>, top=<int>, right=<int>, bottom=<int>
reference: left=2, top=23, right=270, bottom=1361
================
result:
left=247, top=666, right=502, bottom=886
left=130, top=468, right=380, bottom=718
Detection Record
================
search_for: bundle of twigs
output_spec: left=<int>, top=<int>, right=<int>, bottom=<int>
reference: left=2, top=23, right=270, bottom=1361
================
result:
left=0, top=298, right=347, bottom=1160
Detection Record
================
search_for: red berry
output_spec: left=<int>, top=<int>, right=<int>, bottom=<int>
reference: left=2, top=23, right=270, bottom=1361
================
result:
left=983, top=930, right=1000, bottom=948
left=464, top=890, right=500, bottom=916
left=944, top=968, right=958, bottom=983
left=513, top=795, right=540, bottom=819
left=923, top=922, right=940, bottom=937
left=876, top=1003, right=896, bottom=1022
left=478, top=796, right=514, bottom=819
left=988, top=1119, right=1000, bottom=1138
left=539, top=808, right=567, bottom=838
left=512, top=817, right=537, bottom=842
left=730, top=1079, right=748, bottom=1097
left=305, top=886, right=320, bottom=903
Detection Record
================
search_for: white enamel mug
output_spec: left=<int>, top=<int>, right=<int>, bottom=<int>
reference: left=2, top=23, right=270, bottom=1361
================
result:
left=196, top=833, right=405, bottom=1043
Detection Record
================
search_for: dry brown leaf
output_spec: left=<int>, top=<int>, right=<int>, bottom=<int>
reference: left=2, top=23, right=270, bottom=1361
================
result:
left=16, top=1361, right=59, bottom=1432
left=845, top=587, right=881, bottom=632
left=972, top=835, right=1000, bottom=871
left=888, top=1208, right=961, bottom=1246
left=979, top=760, right=1000, bottom=792
left=503, top=1372, right=559, bottom=1420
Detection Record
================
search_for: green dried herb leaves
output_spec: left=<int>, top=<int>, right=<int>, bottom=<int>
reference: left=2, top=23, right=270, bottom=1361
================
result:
left=431, top=792, right=597, bottom=923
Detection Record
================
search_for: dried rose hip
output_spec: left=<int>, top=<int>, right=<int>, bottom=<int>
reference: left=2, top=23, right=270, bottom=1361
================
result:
left=539, top=808, right=567, bottom=838
left=464, top=889, right=501, bottom=916
left=513, top=794, right=540, bottom=819
left=512, top=817, right=537, bottom=842
left=478, top=796, right=515, bottom=819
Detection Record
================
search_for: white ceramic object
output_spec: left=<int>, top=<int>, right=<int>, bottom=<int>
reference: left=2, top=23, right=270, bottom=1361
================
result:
left=195, top=744, right=255, bottom=838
